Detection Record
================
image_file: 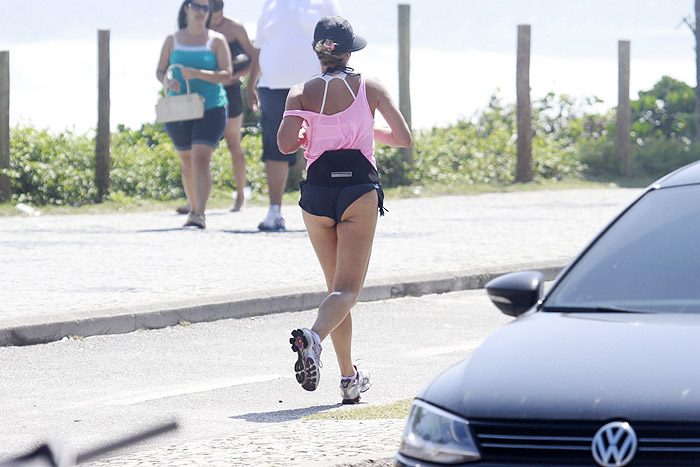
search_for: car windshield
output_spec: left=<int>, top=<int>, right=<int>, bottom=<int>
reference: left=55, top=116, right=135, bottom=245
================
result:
left=543, top=184, right=700, bottom=314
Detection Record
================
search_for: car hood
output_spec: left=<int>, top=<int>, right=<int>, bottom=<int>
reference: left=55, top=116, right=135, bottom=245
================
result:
left=419, top=312, right=700, bottom=421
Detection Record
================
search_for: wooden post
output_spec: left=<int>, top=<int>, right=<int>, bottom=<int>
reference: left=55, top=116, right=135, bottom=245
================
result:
left=516, top=25, right=533, bottom=183
left=616, top=40, right=631, bottom=176
left=0, top=51, right=10, bottom=203
left=96, top=30, right=111, bottom=201
left=398, top=4, right=413, bottom=169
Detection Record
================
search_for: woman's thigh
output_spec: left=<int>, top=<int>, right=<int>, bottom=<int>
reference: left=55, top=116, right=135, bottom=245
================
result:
left=333, top=190, right=379, bottom=292
left=302, top=210, right=338, bottom=292
left=224, top=115, right=243, bottom=146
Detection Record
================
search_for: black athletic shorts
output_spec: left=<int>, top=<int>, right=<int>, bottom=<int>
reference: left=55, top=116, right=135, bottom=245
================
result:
left=258, top=87, right=297, bottom=166
left=299, top=149, right=385, bottom=223
left=225, top=82, right=243, bottom=119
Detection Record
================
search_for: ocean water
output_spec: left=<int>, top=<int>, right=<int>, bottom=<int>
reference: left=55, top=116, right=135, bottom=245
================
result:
left=2, top=0, right=695, bottom=132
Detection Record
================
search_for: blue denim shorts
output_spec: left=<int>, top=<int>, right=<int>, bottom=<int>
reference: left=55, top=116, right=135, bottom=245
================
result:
left=164, top=106, right=227, bottom=151
left=258, top=87, right=297, bottom=166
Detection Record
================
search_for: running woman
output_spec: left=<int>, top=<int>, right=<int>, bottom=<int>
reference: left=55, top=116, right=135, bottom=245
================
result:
left=278, top=16, right=411, bottom=403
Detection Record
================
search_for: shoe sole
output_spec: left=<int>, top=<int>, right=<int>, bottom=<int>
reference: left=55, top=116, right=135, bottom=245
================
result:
left=290, top=329, right=318, bottom=391
left=258, top=224, right=285, bottom=232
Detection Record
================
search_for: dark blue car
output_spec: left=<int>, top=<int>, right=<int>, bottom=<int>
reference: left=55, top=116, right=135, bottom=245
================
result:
left=396, top=162, right=700, bottom=467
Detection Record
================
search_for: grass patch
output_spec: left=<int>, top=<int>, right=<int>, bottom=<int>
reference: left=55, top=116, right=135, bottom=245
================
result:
left=305, top=398, right=413, bottom=421
left=384, top=178, right=626, bottom=199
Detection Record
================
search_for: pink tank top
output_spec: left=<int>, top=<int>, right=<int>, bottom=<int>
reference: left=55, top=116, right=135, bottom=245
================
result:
left=283, top=73, right=376, bottom=170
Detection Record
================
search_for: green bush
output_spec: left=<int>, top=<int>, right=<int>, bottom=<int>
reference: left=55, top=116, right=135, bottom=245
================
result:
left=7, top=76, right=700, bottom=206
left=630, top=137, right=700, bottom=179
left=8, top=126, right=97, bottom=205
left=110, top=125, right=183, bottom=200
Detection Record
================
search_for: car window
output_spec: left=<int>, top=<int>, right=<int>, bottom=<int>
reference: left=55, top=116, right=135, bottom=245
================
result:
left=544, top=184, right=700, bottom=313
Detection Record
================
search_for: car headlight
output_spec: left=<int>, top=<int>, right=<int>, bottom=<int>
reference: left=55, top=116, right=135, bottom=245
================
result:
left=398, top=399, right=481, bottom=464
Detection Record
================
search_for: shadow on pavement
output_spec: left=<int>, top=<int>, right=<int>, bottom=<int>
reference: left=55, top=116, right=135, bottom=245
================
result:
left=230, top=404, right=340, bottom=423
left=134, top=228, right=190, bottom=233
left=221, top=229, right=307, bottom=234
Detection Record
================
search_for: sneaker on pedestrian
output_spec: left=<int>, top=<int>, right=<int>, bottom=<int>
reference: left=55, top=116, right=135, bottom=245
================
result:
left=258, top=214, right=285, bottom=231
left=340, top=366, right=372, bottom=404
left=290, top=328, right=322, bottom=391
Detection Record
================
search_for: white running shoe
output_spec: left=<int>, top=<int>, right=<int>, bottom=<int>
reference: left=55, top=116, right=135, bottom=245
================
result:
left=340, top=366, right=372, bottom=404
left=258, top=214, right=285, bottom=232
left=290, top=328, right=322, bottom=391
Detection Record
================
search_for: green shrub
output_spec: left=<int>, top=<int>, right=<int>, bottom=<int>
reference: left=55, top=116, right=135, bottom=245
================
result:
left=630, top=137, right=700, bottom=179
left=375, top=144, right=410, bottom=187
left=110, top=125, right=183, bottom=200
left=8, top=126, right=97, bottom=205
left=9, top=76, right=700, bottom=207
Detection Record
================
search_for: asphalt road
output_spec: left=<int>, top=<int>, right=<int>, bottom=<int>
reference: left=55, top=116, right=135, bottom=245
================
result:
left=0, top=289, right=512, bottom=466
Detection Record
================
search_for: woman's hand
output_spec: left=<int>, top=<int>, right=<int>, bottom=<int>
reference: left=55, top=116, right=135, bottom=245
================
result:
left=179, top=66, right=199, bottom=81
left=165, top=78, right=181, bottom=93
left=247, top=86, right=259, bottom=112
left=298, top=128, right=308, bottom=149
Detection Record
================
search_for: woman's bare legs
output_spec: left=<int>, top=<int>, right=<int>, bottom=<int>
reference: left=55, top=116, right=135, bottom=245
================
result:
left=178, top=144, right=213, bottom=216
left=178, top=150, right=195, bottom=210
left=302, top=190, right=379, bottom=378
left=223, top=115, right=246, bottom=211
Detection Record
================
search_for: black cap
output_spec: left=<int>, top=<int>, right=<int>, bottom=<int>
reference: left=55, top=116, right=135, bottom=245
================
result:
left=313, top=16, right=367, bottom=55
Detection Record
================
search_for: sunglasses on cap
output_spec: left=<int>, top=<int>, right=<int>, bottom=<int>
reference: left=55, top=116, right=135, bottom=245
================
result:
left=188, top=1, right=210, bottom=12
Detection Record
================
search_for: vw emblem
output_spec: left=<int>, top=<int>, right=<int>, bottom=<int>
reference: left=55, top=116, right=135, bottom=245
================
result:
left=591, top=421, right=638, bottom=467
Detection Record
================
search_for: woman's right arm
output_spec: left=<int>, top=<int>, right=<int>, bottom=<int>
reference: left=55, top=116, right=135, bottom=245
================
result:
left=369, top=78, right=412, bottom=148
left=277, top=84, right=306, bottom=154
left=156, top=35, right=180, bottom=92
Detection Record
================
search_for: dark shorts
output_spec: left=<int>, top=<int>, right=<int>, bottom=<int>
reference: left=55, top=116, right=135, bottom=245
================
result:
left=299, top=181, right=384, bottom=223
left=164, top=106, right=227, bottom=151
left=298, top=149, right=385, bottom=223
left=258, top=87, right=297, bottom=166
left=225, top=82, right=243, bottom=119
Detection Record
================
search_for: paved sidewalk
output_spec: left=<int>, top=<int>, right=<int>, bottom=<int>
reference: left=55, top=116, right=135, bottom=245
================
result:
left=0, top=188, right=642, bottom=346
left=84, top=419, right=402, bottom=466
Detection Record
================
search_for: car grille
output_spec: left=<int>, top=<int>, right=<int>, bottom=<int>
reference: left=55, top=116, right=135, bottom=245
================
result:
left=470, top=419, right=700, bottom=465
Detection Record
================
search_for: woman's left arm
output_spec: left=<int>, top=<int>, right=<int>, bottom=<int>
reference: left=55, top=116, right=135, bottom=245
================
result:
left=180, top=34, right=232, bottom=84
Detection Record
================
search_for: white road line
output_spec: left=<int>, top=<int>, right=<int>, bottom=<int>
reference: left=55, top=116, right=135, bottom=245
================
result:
left=107, top=375, right=288, bottom=406
left=66, top=375, right=287, bottom=408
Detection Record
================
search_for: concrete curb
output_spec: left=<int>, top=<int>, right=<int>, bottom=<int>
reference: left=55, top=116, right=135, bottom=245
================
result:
left=0, top=261, right=565, bottom=347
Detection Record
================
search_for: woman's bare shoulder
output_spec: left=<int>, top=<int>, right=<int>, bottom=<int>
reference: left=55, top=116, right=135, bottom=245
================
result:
left=361, top=74, right=389, bottom=105
left=209, top=30, right=227, bottom=42
left=362, top=74, right=387, bottom=92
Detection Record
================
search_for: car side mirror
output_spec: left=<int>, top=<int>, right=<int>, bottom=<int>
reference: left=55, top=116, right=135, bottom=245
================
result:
left=486, top=271, right=545, bottom=317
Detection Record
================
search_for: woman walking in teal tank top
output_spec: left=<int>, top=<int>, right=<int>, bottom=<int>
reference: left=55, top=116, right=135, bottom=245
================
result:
left=156, top=0, right=232, bottom=229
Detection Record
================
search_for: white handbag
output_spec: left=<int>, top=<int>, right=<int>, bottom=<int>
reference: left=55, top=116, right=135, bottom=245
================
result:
left=155, top=64, right=205, bottom=123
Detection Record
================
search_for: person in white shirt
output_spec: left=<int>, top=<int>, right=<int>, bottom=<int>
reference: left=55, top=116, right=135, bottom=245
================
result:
left=247, top=0, right=342, bottom=231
